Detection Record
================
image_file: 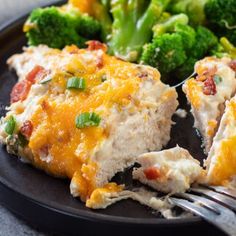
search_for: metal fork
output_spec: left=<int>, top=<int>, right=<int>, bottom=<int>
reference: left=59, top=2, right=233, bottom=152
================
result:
left=169, top=185, right=236, bottom=236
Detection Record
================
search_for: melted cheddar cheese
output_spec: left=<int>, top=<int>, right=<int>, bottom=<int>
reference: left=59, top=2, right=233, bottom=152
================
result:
left=26, top=45, right=160, bottom=200
left=68, top=0, right=96, bottom=15
left=209, top=136, right=236, bottom=185
left=207, top=120, right=218, bottom=137
left=207, top=99, right=236, bottom=185
left=86, top=183, right=123, bottom=208
left=184, top=79, right=201, bottom=109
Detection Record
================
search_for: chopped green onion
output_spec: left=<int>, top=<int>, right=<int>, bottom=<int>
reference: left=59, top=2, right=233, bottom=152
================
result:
left=67, top=77, right=86, bottom=90
left=40, top=77, right=52, bottom=84
left=5, top=116, right=16, bottom=135
left=75, top=112, right=101, bottom=129
left=214, top=75, right=222, bottom=84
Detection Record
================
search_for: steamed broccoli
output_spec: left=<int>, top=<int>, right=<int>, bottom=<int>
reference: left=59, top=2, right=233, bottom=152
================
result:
left=175, top=26, right=218, bottom=79
left=191, top=26, right=218, bottom=59
left=24, top=6, right=101, bottom=49
left=152, top=13, right=195, bottom=52
left=152, top=13, right=188, bottom=37
left=205, top=0, right=236, bottom=45
left=141, top=33, right=187, bottom=76
left=174, top=23, right=196, bottom=52
left=141, top=14, right=192, bottom=78
left=167, top=0, right=208, bottom=26
left=88, top=0, right=112, bottom=42
left=141, top=12, right=218, bottom=81
left=211, top=37, right=236, bottom=59
left=108, top=0, right=170, bottom=62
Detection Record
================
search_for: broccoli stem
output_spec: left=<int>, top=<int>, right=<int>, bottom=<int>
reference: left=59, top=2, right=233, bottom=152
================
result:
left=109, top=0, right=170, bottom=62
left=220, top=37, right=236, bottom=59
left=168, top=0, right=207, bottom=26
left=92, top=1, right=112, bottom=42
left=153, top=13, right=189, bottom=37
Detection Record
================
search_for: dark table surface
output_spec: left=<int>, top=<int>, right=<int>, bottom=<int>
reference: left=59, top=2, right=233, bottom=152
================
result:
left=0, top=2, right=58, bottom=235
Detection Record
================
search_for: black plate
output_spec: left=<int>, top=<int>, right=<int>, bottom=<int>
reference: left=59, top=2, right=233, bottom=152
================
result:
left=0, top=3, right=224, bottom=236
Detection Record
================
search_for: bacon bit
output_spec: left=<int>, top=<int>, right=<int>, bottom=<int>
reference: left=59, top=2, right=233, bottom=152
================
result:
left=96, top=55, right=104, bottom=69
left=10, top=80, right=32, bottom=103
left=137, top=71, right=148, bottom=78
left=127, top=95, right=132, bottom=100
left=229, top=60, right=236, bottom=72
left=203, top=77, right=217, bottom=95
left=86, top=40, right=107, bottom=52
left=143, top=167, right=161, bottom=180
left=196, top=66, right=217, bottom=82
left=20, top=120, right=33, bottom=138
left=26, top=65, right=45, bottom=83
left=10, top=65, right=48, bottom=104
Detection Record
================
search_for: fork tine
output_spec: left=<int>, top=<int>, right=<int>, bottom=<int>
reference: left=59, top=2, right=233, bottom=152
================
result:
left=170, top=197, right=236, bottom=236
left=177, top=192, right=220, bottom=214
left=170, top=197, right=216, bottom=220
left=191, top=187, right=236, bottom=211
left=206, top=185, right=236, bottom=199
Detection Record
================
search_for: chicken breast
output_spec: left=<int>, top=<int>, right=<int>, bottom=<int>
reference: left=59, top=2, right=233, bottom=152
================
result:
left=133, top=146, right=203, bottom=194
left=205, top=95, right=236, bottom=186
left=0, top=43, right=178, bottom=206
left=183, top=57, right=236, bottom=153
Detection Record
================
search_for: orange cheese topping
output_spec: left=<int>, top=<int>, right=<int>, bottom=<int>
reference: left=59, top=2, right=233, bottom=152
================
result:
left=207, top=120, right=218, bottom=137
left=209, top=136, right=236, bottom=185
left=228, top=100, right=236, bottom=120
left=184, top=79, right=202, bottom=109
left=28, top=45, right=160, bottom=200
left=69, top=0, right=96, bottom=15
left=86, top=183, right=123, bottom=208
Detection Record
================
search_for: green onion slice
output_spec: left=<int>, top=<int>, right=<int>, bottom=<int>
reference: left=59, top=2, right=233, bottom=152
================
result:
left=75, top=112, right=101, bottom=128
left=67, top=77, right=86, bottom=90
left=40, top=77, right=52, bottom=84
left=5, top=115, right=16, bottom=135
left=213, top=75, right=222, bottom=84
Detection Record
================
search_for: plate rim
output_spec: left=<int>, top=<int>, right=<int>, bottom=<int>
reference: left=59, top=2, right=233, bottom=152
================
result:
left=0, top=1, right=202, bottom=228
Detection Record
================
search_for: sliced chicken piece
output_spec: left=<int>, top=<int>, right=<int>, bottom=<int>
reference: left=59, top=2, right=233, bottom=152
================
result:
left=206, top=95, right=236, bottom=186
left=133, top=146, right=204, bottom=194
left=183, top=57, right=236, bottom=153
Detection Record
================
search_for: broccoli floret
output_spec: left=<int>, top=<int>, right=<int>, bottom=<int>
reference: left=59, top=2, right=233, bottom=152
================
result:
left=152, top=13, right=195, bottom=52
left=141, top=33, right=187, bottom=77
left=175, top=26, right=218, bottom=79
left=167, top=0, right=208, bottom=26
left=89, top=0, right=112, bottom=42
left=141, top=13, right=196, bottom=79
left=174, top=23, right=196, bottom=52
left=205, top=0, right=236, bottom=44
left=108, top=0, right=171, bottom=62
left=211, top=37, right=236, bottom=59
left=24, top=6, right=101, bottom=49
left=191, top=26, right=218, bottom=59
